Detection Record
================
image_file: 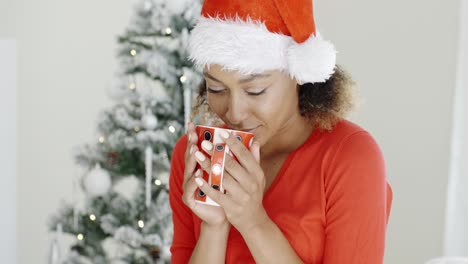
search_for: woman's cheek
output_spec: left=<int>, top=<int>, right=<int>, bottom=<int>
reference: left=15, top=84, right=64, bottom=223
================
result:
left=207, top=95, right=227, bottom=115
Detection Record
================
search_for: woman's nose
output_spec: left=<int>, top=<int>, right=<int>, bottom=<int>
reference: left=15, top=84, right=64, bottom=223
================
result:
left=225, top=95, right=249, bottom=125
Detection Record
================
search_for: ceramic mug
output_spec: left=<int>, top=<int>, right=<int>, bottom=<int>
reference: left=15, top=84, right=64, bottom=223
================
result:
left=194, top=125, right=254, bottom=206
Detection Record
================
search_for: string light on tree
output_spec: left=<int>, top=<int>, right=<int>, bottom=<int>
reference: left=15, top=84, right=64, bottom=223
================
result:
left=138, top=220, right=145, bottom=228
left=128, top=83, right=136, bottom=90
left=154, top=179, right=161, bottom=186
left=168, top=125, right=176, bottom=133
left=89, top=214, right=96, bottom=221
left=77, top=234, right=84, bottom=241
left=130, top=49, right=137, bottom=56
left=165, top=27, right=172, bottom=35
left=179, top=75, right=187, bottom=83
left=134, top=126, right=141, bottom=132
left=98, top=136, right=105, bottom=144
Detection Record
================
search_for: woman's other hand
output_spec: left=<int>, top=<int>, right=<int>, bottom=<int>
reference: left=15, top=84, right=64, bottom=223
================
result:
left=182, top=122, right=229, bottom=228
left=194, top=129, right=269, bottom=234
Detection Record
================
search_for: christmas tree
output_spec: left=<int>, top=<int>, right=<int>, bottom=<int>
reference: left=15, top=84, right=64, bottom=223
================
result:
left=49, top=0, right=202, bottom=263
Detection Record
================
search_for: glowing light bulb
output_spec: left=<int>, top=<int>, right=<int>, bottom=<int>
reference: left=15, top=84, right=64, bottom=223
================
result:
left=138, top=220, right=144, bottom=228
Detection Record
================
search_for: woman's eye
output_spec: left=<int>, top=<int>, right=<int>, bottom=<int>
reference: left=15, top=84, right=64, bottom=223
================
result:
left=246, top=88, right=267, bottom=96
left=207, top=87, right=225, bottom=94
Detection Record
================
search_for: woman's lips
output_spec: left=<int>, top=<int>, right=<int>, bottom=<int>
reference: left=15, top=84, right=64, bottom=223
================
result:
left=240, top=127, right=258, bottom=133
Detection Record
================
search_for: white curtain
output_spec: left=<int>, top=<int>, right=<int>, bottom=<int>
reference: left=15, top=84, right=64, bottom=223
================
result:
left=445, top=0, right=468, bottom=256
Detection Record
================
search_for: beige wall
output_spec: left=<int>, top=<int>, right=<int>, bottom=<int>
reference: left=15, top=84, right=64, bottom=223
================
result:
left=1, top=0, right=460, bottom=263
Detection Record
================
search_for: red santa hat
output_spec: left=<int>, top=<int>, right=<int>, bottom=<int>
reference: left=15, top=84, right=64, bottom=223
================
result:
left=188, top=0, right=337, bottom=84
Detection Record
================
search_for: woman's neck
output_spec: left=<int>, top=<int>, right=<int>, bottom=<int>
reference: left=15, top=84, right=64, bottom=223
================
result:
left=261, top=114, right=314, bottom=160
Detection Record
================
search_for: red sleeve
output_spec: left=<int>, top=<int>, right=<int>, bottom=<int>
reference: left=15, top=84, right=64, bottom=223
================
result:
left=323, top=131, right=393, bottom=264
left=169, top=135, right=196, bottom=263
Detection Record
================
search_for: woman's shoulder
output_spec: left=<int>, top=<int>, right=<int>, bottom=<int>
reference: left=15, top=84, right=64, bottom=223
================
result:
left=315, top=119, right=377, bottom=147
left=326, top=119, right=369, bottom=138
left=298, top=119, right=382, bottom=161
left=319, top=119, right=384, bottom=164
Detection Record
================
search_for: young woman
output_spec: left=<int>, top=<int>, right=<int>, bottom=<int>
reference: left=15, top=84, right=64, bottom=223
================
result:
left=169, top=1, right=393, bottom=263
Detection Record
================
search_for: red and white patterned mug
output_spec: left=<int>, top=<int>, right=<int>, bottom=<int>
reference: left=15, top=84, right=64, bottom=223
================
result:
left=194, top=125, right=254, bottom=206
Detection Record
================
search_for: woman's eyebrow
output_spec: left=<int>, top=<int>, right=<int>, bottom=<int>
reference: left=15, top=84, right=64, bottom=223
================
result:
left=203, top=72, right=223, bottom=83
left=203, top=72, right=270, bottom=84
left=238, top=73, right=270, bottom=84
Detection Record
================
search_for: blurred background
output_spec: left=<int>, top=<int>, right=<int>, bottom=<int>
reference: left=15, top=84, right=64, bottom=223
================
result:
left=1, top=0, right=467, bottom=263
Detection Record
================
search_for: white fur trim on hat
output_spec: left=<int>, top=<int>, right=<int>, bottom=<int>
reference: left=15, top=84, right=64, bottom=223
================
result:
left=188, top=16, right=337, bottom=83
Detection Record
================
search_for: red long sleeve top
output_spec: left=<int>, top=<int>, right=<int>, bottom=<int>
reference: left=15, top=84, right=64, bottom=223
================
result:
left=169, top=120, right=393, bottom=263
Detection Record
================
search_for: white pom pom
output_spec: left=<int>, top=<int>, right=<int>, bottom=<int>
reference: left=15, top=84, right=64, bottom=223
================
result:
left=287, top=33, right=337, bottom=84
left=83, top=164, right=111, bottom=197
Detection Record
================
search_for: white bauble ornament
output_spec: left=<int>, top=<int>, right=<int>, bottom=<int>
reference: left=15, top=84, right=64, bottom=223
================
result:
left=83, top=164, right=111, bottom=197
left=142, top=112, right=158, bottom=130
left=143, top=0, right=152, bottom=11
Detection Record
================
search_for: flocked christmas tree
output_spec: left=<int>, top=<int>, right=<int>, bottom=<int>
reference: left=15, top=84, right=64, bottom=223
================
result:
left=49, top=0, right=203, bottom=263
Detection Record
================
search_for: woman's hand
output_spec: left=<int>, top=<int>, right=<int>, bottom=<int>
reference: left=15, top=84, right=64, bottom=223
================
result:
left=182, top=122, right=229, bottom=228
left=194, top=129, right=270, bottom=234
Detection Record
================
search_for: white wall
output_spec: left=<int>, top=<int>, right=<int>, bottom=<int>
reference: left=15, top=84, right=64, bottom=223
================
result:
left=1, top=0, right=460, bottom=263
left=0, top=39, right=17, bottom=264
left=0, top=0, right=132, bottom=263
left=317, top=0, right=459, bottom=263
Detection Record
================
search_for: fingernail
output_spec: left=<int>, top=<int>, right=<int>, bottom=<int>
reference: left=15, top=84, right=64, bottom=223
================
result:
left=195, top=177, right=203, bottom=186
left=201, top=140, right=212, bottom=151
left=220, top=130, right=229, bottom=139
left=195, top=169, right=201, bottom=177
left=195, top=151, right=206, bottom=162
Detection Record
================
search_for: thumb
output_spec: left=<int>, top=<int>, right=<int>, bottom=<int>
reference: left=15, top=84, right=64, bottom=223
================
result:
left=250, top=141, right=261, bottom=163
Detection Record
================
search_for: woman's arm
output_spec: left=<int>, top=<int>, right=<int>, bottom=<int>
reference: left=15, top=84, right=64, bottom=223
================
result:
left=322, top=131, right=392, bottom=264
left=240, top=217, right=304, bottom=264
left=189, top=222, right=231, bottom=264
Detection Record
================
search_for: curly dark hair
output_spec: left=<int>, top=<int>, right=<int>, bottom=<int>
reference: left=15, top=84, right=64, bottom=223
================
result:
left=191, top=65, right=356, bottom=130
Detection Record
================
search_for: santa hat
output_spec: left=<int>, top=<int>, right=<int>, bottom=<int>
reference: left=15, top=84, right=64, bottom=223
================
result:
left=188, top=0, right=337, bottom=84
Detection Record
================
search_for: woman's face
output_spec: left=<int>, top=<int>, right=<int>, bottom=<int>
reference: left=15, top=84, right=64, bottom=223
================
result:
left=204, top=64, right=300, bottom=147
